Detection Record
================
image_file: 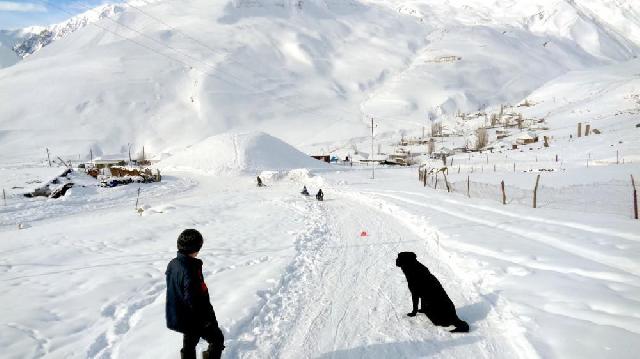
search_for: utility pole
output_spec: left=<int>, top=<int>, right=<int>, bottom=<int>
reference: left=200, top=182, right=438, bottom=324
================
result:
left=369, top=117, right=377, bottom=179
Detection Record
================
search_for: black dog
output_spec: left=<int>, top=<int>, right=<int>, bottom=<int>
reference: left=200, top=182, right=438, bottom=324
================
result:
left=396, top=252, right=469, bottom=332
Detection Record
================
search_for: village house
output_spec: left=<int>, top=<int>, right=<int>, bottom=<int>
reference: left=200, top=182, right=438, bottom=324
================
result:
left=515, top=131, right=539, bottom=145
left=89, top=154, right=128, bottom=169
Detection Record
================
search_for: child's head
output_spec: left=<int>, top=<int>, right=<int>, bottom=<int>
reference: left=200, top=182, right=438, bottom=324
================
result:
left=177, top=229, right=203, bottom=255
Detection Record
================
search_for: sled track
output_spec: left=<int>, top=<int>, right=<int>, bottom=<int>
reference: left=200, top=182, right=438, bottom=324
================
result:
left=225, top=199, right=331, bottom=358
left=229, top=187, right=538, bottom=358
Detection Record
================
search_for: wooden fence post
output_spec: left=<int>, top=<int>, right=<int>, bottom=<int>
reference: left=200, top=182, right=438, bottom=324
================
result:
left=467, top=176, right=470, bottom=198
left=423, top=170, right=427, bottom=187
left=533, top=174, right=541, bottom=208
left=513, top=163, right=516, bottom=172
left=2, top=188, right=5, bottom=206
left=434, top=172, right=438, bottom=189
left=443, top=173, right=451, bottom=193
left=501, top=180, right=506, bottom=205
left=585, top=124, right=591, bottom=136
left=46, top=148, right=51, bottom=167
left=577, top=123, right=582, bottom=137
left=135, top=187, right=141, bottom=209
left=632, top=175, right=638, bottom=220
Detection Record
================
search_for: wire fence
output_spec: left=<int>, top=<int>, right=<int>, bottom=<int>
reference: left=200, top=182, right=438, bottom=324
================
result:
left=418, top=168, right=639, bottom=219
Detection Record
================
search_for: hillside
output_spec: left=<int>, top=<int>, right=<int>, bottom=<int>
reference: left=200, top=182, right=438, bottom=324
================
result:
left=0, top=0, right=639, bottom=163
left=159, top=131, right=332, bottom=174
left=1, top=2, right=639, bottom=358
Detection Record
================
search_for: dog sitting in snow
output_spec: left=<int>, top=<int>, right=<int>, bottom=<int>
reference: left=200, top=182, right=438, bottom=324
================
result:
left=396, top=251, right=469, bottom=332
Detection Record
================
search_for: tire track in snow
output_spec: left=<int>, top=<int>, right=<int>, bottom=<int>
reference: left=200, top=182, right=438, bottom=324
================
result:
left=224, top=199, right=331, bottom=358
left=368, top=191, right=639, bottom=275
left=384, top=190, right=640, bottom=242
left=229, top=187, right=534, bottom=358
left=328, top=190, right=539, bottom=359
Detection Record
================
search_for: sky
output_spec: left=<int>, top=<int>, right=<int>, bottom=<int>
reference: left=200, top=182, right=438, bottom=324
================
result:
left=0, top=0, right=120, bottom=29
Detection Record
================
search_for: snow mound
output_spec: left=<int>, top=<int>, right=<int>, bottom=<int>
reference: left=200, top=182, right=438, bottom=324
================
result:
left=159, top=132, right=331, bottom=175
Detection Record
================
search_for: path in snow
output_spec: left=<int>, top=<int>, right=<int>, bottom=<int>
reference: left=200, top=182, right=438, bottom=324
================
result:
left=229, top=189, right=536, bottom=358
left=318, top=168, right=640, bottom=359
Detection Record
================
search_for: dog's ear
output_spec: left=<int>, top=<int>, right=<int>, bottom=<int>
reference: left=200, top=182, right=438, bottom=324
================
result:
left=396, top=252, right=417, bottom=266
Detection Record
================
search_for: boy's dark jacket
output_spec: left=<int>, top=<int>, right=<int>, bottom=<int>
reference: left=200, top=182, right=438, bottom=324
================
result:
left=166, top=252, right=219, bottom=333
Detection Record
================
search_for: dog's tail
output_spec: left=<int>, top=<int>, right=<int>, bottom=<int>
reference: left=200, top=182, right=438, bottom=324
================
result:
left=450, top=318, right=469, bottom=333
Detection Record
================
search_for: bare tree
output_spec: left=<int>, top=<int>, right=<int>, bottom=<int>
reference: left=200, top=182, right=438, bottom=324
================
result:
left=490, top=113, right=498, bottom=127
left=517, top=113, right=524, bottom=129
left=431, top=122, right=443, bottom=137
left=427, top=138, right=435, bottom=155
left=476, top=127, right=489, bottom=150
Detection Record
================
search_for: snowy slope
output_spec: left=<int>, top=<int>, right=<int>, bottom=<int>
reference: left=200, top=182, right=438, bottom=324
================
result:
left=2, top=166, right=638, bottom=358
left=0, top=1, right=166, bottom=68
left=0, top=0, right=639, bottom=163
left=10, top=4, right=128, bottom=60
left=159, top=131, right=331, bottom=174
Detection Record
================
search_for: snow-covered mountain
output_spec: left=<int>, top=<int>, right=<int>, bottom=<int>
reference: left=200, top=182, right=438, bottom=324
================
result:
left=0, top=1, right=163, bottom=67
left=0, top=0, right=638, bottom=162
left=10, top=4, right=127, bottom=60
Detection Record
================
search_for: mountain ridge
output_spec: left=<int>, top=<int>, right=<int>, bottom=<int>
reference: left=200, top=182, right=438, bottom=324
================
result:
left=0, top=0, right=638, bottom=162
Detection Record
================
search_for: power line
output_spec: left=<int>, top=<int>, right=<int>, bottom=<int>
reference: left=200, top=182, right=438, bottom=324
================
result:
left=33, top=0, right=266, bottom=95
left=126, top=2, right=226, bottom=59
left=34, top=1, right=340, bottom=119
left=37, top=0, right=217, bottom=73
left=123, top=0, right=291, bottom=91
left=34, top=0, right=198, bottom=72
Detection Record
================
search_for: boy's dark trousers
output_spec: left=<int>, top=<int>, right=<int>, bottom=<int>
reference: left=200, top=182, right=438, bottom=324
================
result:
left=181, top=324, right=224, bottom=359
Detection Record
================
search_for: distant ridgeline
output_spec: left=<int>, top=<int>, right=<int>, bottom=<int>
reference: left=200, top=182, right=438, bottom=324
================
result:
left=2, top=3, right=126, bottom=62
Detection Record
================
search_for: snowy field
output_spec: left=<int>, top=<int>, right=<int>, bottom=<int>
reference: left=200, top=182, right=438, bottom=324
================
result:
left=1, top=164, right=639, bottom=358
left=1, top=0, right=639, bottom=358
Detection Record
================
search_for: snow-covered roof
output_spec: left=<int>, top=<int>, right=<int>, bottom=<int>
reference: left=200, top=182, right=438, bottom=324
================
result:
left=91, top=154, right=127, bottom=163
left=435, top=147, right=455, bottom=154
left=515, top=131, right=538, bottom=139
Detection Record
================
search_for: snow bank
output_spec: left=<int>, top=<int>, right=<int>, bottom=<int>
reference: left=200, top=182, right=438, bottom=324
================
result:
left=159, top=131, right=331, bottom=175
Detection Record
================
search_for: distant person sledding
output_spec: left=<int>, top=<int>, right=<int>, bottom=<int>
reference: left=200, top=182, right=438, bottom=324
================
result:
left=316, top=189, right=324, bottom=201
left=256, top=176, right=265, bottom=187
left=301, top=186, right=310, bottom=196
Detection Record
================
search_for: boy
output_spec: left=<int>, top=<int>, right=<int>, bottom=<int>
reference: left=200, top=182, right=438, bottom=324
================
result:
left=166, top=229, right=225, bottom=359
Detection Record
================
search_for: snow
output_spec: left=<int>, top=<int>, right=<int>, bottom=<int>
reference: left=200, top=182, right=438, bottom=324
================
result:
left=1, top=0, right=639, bottom=161
left=1, top=0, right=640, bottom=358
left=159, top=131, right=331, bottom=175
left=2, top=165, right=638, bottom=358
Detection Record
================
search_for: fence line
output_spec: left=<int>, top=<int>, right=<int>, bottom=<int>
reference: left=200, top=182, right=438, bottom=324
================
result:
left=418, top=167, right=638, bottom=218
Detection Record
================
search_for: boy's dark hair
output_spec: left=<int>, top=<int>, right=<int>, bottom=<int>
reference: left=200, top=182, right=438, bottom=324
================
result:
left=177, top=229, right=204, bottom=254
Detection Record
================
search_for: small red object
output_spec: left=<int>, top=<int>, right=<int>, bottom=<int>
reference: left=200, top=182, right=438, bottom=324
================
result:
left=360, top=231, right=368, bottom=237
